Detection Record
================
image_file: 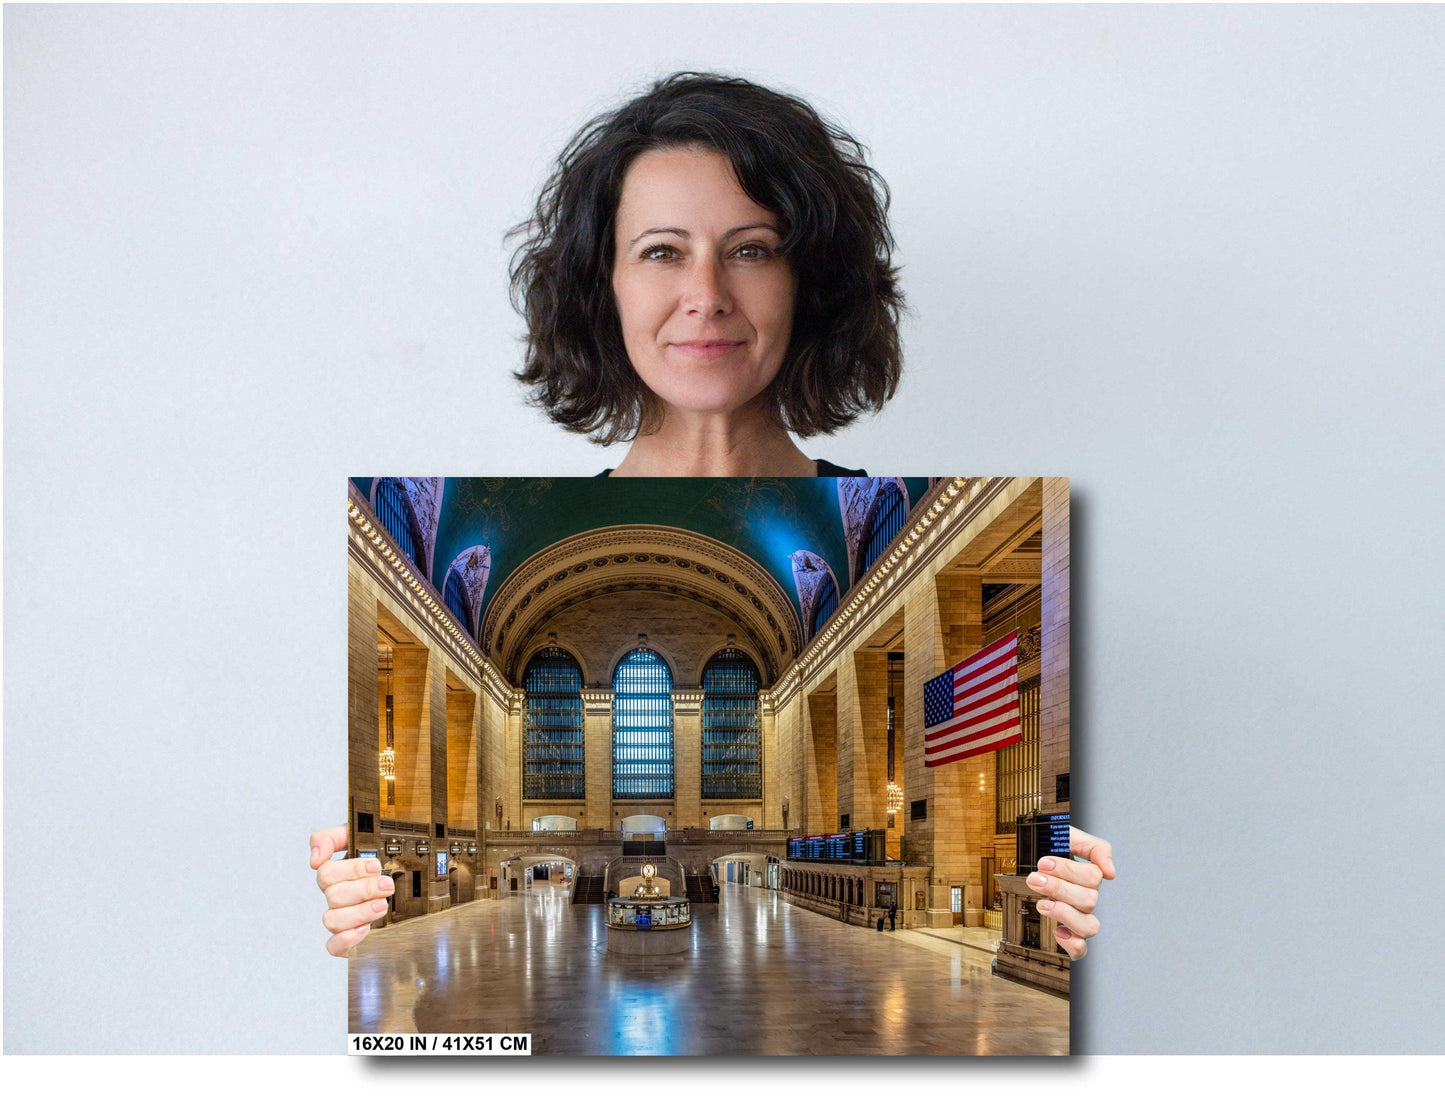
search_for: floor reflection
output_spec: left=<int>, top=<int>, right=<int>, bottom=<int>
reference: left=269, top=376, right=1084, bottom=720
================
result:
left=348, top=882, right=1068, bottom=1055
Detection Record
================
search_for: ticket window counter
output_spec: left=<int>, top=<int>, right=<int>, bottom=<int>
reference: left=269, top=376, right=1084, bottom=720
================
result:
left=951, top=885, right=963, bottom=926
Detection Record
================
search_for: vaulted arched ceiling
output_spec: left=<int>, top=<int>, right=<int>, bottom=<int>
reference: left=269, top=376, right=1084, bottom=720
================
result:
left=350, top=476, right=932, bottom=640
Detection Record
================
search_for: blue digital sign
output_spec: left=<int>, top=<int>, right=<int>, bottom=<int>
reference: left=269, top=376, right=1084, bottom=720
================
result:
left=1041, top=812, right=1071, bottom=859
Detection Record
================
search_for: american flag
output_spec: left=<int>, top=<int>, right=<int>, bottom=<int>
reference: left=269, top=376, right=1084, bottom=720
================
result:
left=923, top=631, right=1023, bottom=767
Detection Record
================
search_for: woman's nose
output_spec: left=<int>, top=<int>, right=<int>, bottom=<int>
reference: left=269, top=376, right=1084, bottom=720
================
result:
left=682, top=258, right=731, bottom=316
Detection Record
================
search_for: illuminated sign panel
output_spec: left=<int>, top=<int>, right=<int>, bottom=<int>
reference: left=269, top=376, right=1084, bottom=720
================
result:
left=785, top=830, right=887, bottom=865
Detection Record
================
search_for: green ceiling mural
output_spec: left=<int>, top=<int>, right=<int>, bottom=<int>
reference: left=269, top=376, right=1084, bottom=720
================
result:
left=350, top=476, right=931, bottom=626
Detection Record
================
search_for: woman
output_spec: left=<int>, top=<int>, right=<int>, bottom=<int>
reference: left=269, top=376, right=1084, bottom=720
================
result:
left=312, top=72, right=1114, bottom=959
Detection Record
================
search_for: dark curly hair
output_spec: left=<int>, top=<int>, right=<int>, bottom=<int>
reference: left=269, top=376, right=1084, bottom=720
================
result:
left=508, top=72, right=904, bottom=445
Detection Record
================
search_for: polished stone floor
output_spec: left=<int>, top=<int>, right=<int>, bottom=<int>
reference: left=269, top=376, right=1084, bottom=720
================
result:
left=349, top=882, right=1068, bottom=1056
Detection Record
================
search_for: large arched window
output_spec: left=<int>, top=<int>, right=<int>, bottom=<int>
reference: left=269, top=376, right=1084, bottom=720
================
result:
left=856, top=482, right=907, bottom=581
left=373, top=478, right=424, bottom=570
left=442, top=570, right=471, bottom=637
left=701, top=649, right=761, bottom=800
left=523, top=648, right=585, bottom=801
left=612, top=649, right=673, bottom=799
left=809, top=575, right=839, bottom=640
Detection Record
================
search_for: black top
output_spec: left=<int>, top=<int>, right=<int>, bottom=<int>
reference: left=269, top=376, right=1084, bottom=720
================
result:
left=597, top=458, right=866, bottom=478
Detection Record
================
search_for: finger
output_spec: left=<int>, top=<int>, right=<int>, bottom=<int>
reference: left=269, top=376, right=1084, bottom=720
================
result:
left=1035, top=897, right=1099, bottom=940
left=323, top=897, right=391, bottom=936
left=317, top=855, right=383, bottom=892
left=1053, top=925, right=1087, bottom=961
left=1069, top=827, right=1115, bottom=879
left=326, top=922, right=372, bottom=958
left=1034, top=854, right=1102, bottom=891
left=310, top=825, right=349, bottom=870
left=324, top=873, right=395, bottom=909
left=1026, top=867, right=1098, bottom=914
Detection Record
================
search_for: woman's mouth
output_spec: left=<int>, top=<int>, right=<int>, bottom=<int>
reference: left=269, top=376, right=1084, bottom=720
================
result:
left=670, top=340, right=744, bottom=357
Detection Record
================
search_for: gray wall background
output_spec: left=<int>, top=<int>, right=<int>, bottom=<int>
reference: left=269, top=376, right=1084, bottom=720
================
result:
left=5, top=4, right=1442, bottom=1053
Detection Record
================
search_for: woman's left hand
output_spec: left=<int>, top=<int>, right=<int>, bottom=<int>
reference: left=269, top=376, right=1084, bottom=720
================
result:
left=1026, top=826, right=1115, bottom=960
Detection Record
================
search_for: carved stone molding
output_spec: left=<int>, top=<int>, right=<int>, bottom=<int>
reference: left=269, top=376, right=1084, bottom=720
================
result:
left=766, top=477, right=1012, bottom=709
left=483, top=526, right=804, bottom=683
left=347, top=490, right=517, bottom=712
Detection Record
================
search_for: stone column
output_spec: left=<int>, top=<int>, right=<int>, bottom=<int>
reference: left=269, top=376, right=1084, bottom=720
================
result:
left=446, top=686, right=477, bottom=830
left=673, top=689, right=703, bottom=828
left=479, top=686, right=510, bottom=897
left=835, top=657, right=856, bottom=827
left=901, top=570, right=984, bottom=927
left=1040, top=478, right=1070, bottom=815
left=760, top=699, right=779, bottom=828
left=900, top=583, right=936, bottom=871
left=772, top=692, right=801, bottom=833
left=504, top=691, right=523, bottom=831
left=426, top=649, right=449, bottom=914
left=582, top=689, right=613, bottom=833
left=391, top=644, right=431, bottom=825
left=804, top=685, right=838, bottom=833
left=849, top=649, right=890, bottom=831
left=347, top=568, right=380, bottom=855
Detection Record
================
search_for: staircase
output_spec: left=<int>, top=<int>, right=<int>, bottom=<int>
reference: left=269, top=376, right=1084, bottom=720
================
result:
left=571, top=875, right=604, bottom=904
left=684, top=874, right=719, bottom=904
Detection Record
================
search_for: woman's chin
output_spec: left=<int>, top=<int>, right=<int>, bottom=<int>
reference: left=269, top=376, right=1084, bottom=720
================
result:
left=647, top=382, right=776, bottom=426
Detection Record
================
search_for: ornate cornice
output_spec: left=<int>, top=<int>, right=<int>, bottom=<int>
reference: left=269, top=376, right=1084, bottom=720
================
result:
left=509, top=579, right=781, bottom=683
left=765, top=477, right=1016, bottom=709
left=672, top=689, right=704, bottom=717
left=581, top=689, right=613, bottom=717
left=347, top=487, right=518, bottom=711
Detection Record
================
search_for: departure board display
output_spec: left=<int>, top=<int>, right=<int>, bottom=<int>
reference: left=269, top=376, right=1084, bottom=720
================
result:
left=786, top=829, right=887, bottom=865
left=1042, top=814, right=1070, bottom=859
left=1016, top=812, right=1071, bottom=872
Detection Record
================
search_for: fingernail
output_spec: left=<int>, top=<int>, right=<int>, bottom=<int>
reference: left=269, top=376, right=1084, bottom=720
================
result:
left=1038, top=857, right=1056, bottom=872
left=1037, top=899, right=1055, bottom=912
left=1056, top=926, right=1072, bottom=938
left=371, top=900, right=388, bottom=913
left=312, top=847, right=320, bottom=863
left=365, top=859, right=381, bottom=873
left=1027, top=873, right=1048, bottom=890
left=378, top=878, right=394, bottom=893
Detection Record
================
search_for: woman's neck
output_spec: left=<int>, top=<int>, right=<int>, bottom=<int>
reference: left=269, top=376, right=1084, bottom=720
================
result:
left=611, top=405, right=816, bottom=477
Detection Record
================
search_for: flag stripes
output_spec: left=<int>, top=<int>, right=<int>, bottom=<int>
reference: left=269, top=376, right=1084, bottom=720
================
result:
left=923, top=630, right=1022, bottom=767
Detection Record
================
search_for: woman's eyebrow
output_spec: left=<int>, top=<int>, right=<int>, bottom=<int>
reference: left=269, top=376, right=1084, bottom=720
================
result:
left=626, top=223, right=780, bottom=248
left=628, top=226, right=689, bottom=247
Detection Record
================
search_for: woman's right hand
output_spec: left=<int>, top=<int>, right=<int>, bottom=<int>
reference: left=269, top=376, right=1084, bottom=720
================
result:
left=310, top=825, right=394, bottom=957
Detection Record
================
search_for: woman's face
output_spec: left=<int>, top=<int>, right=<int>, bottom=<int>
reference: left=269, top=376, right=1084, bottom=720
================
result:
left=611, top=146, right=796, bottom=422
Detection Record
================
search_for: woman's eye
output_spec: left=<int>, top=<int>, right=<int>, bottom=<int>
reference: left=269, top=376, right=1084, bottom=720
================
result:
left=733, top=243, right=774, bottom=260
left=641, top=244, right=678, bottom=262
